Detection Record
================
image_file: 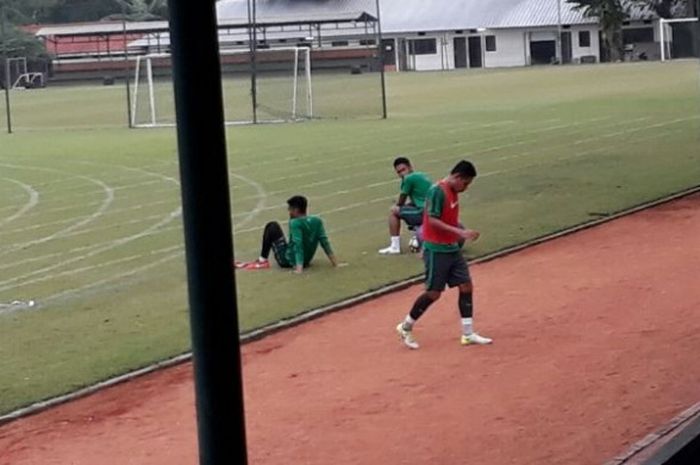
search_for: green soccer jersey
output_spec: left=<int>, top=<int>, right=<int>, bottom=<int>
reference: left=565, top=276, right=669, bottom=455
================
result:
left=400, top=171, right=432, bottom=209
left=285, top=215, right=333, bottom=267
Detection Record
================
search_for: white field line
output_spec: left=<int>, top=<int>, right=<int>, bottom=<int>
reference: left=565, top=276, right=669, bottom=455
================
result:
left=230, top=115, right=637, bottom=200
left=0, top=179, right=39, bottom=227
left=1, top=116, right=693, bottom=296
left=222, top=117, right=598, bottom=182
left=0, top=166, right=115, bottom=258
left=3, top=213, right=391, bottom=312
left=1, top=119, right=688, bottom=314
left=227, top=115, right=622, bottom=191
left=2, top=245, right=183, bottom=293
left=0, top=210, right=169, bottom=238
left=0, top=168, right=265, bottom=292
left=229, top=172, right=267, bottom=229
left=0, top=207, right=181, bottom=292
left=24, top=115, right=685, bottom=248
left=445, top=119, right=520, bottom=134
left=4, top=114, right=688, bottom=264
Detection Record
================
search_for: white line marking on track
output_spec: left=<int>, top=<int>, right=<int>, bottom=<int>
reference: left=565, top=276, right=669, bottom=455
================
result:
left=0, top=179, right=39, bottom=227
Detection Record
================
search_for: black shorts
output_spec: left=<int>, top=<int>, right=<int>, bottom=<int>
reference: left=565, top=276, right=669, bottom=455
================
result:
left=423, top=249, right=471, bottom=291
left=398, top=205, right=423, bottom=227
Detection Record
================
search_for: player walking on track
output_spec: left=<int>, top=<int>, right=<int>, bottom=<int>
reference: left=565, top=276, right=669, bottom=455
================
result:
left=396, top=160, right=492, bottom=349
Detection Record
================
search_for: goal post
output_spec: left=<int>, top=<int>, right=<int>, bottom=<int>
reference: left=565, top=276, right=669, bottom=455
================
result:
left=130, top=47, right=313, bottom=128
left=659, top=17, right=699, bottom=62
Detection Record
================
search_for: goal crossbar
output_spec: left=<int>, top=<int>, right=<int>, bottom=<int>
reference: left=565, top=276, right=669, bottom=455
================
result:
left=659, top=17, right=699, bottom=62
left=131, top=47, right=313, bottom=128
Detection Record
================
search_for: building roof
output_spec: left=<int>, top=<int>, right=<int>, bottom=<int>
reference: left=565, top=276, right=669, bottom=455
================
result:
left=35, top=12, right=377, bottom=38
left=218, top=0, right=659, bottom=32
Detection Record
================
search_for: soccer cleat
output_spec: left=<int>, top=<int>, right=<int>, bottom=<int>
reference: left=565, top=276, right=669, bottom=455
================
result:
left=242, top=259, right=270, bottom=270
left=460, top=333, right=493, bottom=346
left=396, top=323, right=419, bottom=349
left=378, top=245, right=401, bottom=255
left=234, top=260, right=247, bottom=269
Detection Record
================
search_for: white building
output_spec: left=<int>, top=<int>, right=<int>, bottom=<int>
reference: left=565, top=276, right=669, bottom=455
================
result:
left=214, top=0, right=667, bottom=71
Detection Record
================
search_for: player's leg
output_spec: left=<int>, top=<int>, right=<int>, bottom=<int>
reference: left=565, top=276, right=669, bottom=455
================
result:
left=379, top=206, right=402, bottom=254
left=396, top=249, right=447, bottom=349
left=244, top=221, right=286, bottom=269
left=447, top=253, right=492, bottom=345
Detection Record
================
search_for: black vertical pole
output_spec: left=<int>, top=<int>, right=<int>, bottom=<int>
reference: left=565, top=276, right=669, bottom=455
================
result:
left=166, top=1, right=248, bottom=464
left=375, top=0, right=388, bottom=119
left=123, top=15, right=133, bottom=128
left=247, top=0, right=258, bottom=124
left=1, top=4, right=12, bottom=134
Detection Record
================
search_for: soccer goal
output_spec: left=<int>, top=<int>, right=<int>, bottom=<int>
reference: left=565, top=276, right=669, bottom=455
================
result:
left=131, top=47, right=313, bottom=128
left=659, top=17, right=699, bottom=61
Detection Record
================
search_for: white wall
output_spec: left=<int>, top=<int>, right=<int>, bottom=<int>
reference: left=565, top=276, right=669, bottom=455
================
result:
left=404, top=34, right=453, bottom=71
left=570, top=25, right=600, bottom=62
left=484, top=29, right=527, bottom=68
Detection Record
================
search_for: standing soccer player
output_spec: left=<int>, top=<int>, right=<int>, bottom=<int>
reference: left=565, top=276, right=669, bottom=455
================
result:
left=378, top=157, right=432, bottom=255
left=396, top=160, right=492, bottom=349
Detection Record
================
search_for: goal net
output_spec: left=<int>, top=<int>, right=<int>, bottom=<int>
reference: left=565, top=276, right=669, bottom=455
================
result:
left=660, top=17, right=699, bottom=61
left=131, top=47, right=312, bottom=128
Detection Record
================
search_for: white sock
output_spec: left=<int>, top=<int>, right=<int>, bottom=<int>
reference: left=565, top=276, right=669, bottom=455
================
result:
left=258, top=256, right=267, bottom=262
left=403, top=315, right=416, bottom=331
left=461, top=318, right=473, bottom=336
left=390, top=236, right=400, bottom=249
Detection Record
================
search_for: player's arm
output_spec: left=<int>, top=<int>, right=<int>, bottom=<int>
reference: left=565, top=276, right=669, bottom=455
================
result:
left=396, top=176, right=413, bottom=207
left=289, top=221, right=305, bottom=273
left=426, top=188, right=478, bottom=240
left=317, top=220, right=338, bottom=266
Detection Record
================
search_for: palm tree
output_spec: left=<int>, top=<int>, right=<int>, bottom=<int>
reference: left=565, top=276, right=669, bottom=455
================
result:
left=567, top=0, right=629, bottom=61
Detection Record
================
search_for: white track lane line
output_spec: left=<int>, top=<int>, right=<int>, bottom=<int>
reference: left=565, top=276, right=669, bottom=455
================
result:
left=0, top=179, right=39, bottom=227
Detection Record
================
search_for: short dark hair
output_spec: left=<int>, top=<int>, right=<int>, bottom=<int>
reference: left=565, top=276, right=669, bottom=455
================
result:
left=287, top=195, right=308, bottom=213
left=451, top=160, right=477, bottom=178
left=393, top=156, right=411, bottom=168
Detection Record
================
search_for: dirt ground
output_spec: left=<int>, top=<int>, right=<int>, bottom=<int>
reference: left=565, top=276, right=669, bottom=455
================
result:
left=2, top=194, right=699, bottom=465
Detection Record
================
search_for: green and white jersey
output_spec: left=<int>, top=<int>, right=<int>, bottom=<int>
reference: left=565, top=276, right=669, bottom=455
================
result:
left=286, top=215, right=333, bottom=267
left=400, top=171, right=432, bottom=209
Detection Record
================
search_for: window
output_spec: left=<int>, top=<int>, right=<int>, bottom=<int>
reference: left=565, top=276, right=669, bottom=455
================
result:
left=411, top=38, right=437, bottom=55
left=331, top=40, right=349, bottom=47
left=623, top=27, right=654, bottom=44
left=485, top=35, right=496, bottom=52
left=359, top=39, right=376, bottom=46
left=578, top=30, right=591, bottom=47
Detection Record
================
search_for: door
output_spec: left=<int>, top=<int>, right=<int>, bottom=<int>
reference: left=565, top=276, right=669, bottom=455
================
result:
left=468, top=36, right=482, bottom=68
left=382, top=38, right=396, bottom=69
left=561, top=31, right=572, bottom=64
left=530, top=41, right=556, bottom=64
left=454, top=37, right=467, bottom=68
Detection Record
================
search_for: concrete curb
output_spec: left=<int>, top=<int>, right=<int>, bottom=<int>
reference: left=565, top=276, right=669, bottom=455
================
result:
left=604, top=402, right=700, bottom=465
left=1, top=184, right=699, bottom=427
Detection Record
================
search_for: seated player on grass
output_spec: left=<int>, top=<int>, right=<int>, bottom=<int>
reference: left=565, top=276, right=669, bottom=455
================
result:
left=238, top=195, right=338, bottom=274
left=378, top=156, right=433, bottom=255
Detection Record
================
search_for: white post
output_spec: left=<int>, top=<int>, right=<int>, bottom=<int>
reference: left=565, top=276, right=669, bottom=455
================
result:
left=146, top=57, right=157, bottom=126
left=660, top=18, right=666, bottom=61
left=292, top=48, right=299, bottom=119
left=305, top=47, right=313, bottom=119
left=131, top=56, right=141, bottom=127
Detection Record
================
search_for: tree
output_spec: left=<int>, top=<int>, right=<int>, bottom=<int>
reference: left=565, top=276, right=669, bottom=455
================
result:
left=631, top=0, right=693, bottom=18
left=102, top=0, right=168, bottom=21
left=567, top=0, right=630, bottom=61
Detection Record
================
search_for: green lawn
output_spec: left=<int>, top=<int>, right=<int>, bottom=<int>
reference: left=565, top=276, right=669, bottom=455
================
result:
left=0, top=61, right=698, bottom=414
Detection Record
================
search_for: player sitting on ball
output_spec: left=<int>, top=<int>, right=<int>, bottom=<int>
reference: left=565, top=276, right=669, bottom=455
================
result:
left=378, top=156, right=433, bottom=255
left=237, top=195, right=338, bottom=274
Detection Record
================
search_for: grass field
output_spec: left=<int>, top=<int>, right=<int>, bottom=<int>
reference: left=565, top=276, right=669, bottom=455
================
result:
left=0, top=61, right=698, bottom=415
